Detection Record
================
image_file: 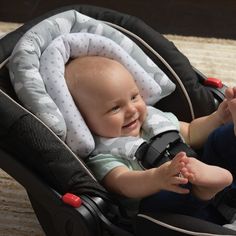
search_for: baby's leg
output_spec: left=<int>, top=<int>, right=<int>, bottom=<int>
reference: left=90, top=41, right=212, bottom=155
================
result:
left=181, top=157, right=233, bottom=200
left=225, top=87, right=236, bottom=135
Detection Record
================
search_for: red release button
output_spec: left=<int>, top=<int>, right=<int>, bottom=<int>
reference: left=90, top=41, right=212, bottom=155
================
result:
left=204, top=77, right=223, bottom=88
left=62, top=193, right=82, bottom=208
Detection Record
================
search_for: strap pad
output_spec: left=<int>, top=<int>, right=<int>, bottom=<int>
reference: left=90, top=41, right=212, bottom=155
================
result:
left=135, top=131, right=198, bottom=169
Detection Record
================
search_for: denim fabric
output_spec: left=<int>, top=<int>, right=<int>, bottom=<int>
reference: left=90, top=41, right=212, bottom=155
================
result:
left=139, top=184, right=210, bottom=217
left=201, top=123, right=236, bottom=177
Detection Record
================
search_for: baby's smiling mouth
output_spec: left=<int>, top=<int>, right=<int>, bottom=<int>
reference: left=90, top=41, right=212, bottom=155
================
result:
left=122, top=119, right=138, bottom=129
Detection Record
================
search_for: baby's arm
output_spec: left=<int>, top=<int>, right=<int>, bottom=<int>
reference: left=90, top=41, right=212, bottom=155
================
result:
left=180, top=101, right=230, bottom=149
left=180, top=87, right=235, bottom=149
left=102, top=152, right=189, bottom=198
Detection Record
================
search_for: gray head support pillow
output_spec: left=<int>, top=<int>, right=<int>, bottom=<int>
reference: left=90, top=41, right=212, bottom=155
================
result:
left=9, top=11, right=175, bottom=158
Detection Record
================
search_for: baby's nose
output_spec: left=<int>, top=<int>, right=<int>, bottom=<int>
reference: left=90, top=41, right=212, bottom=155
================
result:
left=126, top=103, right=137, bottom=116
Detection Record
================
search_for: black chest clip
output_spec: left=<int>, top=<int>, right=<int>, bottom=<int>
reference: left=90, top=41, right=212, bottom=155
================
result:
left=135, top=131, right=198, bottom=169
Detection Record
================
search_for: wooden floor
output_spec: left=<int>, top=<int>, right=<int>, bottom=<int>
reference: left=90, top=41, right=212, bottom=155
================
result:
left=1, top=0, right=236, bottom=39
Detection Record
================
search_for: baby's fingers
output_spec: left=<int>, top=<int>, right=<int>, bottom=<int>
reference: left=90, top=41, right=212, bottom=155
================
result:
left=225, top=87, right=234, bottom=99
left=170, top=184, right=190, bottom=194
left=173, top=152, right=186, bottom=161
left=181, top=167, right=194, bottom=179
left=170, top=152, right=187, bottom=174
left=173, top=175, right=188, bottom=185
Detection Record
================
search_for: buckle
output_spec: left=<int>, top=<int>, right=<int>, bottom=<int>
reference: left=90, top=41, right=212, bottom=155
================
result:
left=163, top=148, right=171, bottom=158
left=135, top=131, right=181, bottom=169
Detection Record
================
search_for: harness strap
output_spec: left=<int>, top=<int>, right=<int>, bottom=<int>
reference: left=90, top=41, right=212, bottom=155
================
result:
left=135, top=131, right=198, bottom=169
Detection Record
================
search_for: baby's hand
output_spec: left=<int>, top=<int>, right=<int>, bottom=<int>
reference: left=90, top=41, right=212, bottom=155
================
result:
left=173, top=152, right=195, bottom=181
left=216, top=99, right=232, bottom=124
left=225, top=87, right=236, bottom=135
left=179, top=159, right=195, bottom=182
left=157, top=152, right=189, bottom=194
left=213, top=86, right=236, bottom=125
left=225, top=87, right=236, bottom=100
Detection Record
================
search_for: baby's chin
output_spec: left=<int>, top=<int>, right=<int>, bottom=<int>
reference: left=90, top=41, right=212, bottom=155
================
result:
left=121, top=129, right=141, bottom=138
left=121, top=122, right=142, bottom=137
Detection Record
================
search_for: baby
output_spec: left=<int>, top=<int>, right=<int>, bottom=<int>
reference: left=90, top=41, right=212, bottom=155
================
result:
left=65, top=56, right=234, bottom=218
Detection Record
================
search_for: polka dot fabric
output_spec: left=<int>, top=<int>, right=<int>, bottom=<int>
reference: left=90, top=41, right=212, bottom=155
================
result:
left=9, top=10, right=176, bottom=158
left=39, top=33, right=165, bottom=157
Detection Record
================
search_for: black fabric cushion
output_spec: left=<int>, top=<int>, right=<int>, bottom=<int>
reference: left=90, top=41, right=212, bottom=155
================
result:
left=0, top=5, right=233, bottom=236
left=0, top=91, right=108, bottom=199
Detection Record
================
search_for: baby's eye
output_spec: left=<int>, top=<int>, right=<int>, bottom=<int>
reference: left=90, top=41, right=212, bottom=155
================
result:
left=131, top=93, right=139, bottom=101
left=110, top=106, right=120, bottom=113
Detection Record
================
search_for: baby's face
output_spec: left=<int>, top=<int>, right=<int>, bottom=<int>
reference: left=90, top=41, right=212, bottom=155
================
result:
left=70, top=57, right=147, bottom=138
left=89, top=75, right=146, bottom=138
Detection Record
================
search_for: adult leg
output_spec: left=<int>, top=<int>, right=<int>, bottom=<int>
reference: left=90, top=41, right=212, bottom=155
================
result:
left=139, top=185, right=211, bottom=220
left=201, top=123, right=236, bottom=178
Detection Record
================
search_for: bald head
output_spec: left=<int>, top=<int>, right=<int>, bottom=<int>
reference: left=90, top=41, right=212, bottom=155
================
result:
left=66, top=56, right=120, bottom=99
left=64, top=56, right=146, bottom=137
left=66, top=56, right=119, bottom=88
left=66, top=56, right=126, bottom=113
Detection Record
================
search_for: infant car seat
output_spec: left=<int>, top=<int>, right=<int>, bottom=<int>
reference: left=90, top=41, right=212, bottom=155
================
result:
left=0, top=4, right=236, bottom=236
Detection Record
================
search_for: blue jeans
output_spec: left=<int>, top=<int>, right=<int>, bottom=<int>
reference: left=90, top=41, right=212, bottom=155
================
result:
left=201, top=123, right=236, bottom=177
left=139, top=184, right=211, bottom=216
left=139, top=123, right=236, bottom=222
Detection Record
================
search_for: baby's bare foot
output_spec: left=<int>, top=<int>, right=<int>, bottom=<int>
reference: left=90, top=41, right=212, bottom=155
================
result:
left=181, top=157, right=233, bottom=200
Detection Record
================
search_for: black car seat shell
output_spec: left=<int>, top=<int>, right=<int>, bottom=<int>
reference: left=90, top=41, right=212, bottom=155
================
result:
left=0, top=5, right=235, bottom=236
